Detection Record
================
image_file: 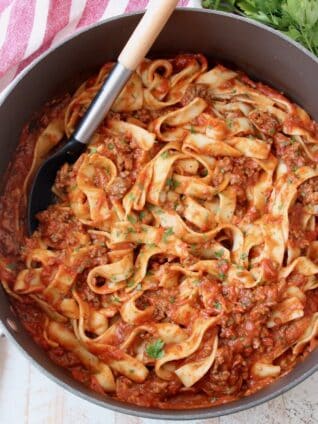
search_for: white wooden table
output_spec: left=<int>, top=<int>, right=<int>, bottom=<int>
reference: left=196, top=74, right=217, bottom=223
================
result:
left=0, top=334, right=317, bottom=424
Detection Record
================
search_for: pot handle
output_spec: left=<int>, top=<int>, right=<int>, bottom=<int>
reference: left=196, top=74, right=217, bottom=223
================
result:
left=118, top=0, right=179, bottom=71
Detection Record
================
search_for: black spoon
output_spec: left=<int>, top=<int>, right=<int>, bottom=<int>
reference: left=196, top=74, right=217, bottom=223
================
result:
left=27, top=0, right=179, bottom=234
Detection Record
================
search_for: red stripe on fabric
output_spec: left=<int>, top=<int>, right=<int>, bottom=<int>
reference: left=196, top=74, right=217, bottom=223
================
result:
left=0, top=0, right=13, bottom=14
left=16, top=0, right=72, bottom=74
left=0, top=0, right=36, bottom=76
left=125, top=0, right=149, bottom=12
left=78, top=0, right=110, bottom=28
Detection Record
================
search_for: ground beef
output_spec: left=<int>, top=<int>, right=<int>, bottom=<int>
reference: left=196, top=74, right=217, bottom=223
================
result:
left=298, top=177, right=318, bottom=205
left=107, top=175, right=133, bottom=199
left=37, top=206, right=85, bottom=249
left=132, top=108, right=166, bottom=125
left=289, top=203, right=317, bottom=249
left=216, top=156, right=261, bottom=187
left=180, top=83, right=212, bottom=106
left=214, top=156, right=261, bottom=207
left=116, top=374, right=182, bottom=407
left=249, top=110, right=280, bottom=136
left=273, top=133, right=311, bottom=170
left=49, top=347, right=81, bottom=368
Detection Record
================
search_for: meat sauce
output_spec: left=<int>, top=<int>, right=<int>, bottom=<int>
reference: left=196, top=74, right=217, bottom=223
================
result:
left=0, top=62, right=318, bottom=410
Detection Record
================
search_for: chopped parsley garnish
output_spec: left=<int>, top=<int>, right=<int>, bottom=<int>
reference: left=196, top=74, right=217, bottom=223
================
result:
left=226, top=119, right=233, bottom=129
left=169, top=296, right=176, bottom=304
left=108, top=143, right=114, bottom=150
left=214, top=301, right=222, bottom=310
left=190, top=126, right=197, bottom=134
left=218, top=272, right=226, bottom=281
left=89, top=147, right=97, bottom=154
left=214, top=249, right=224, bottom=259
left=145, top=339, right=165, bottom=359
left=127, top=214, right=137, bottom=224
left=127, top=280, right=135, bottom=288
left=6, top=263, right=16, bottom=271
left=166, top=178, right=180, bottom=190
left=128, top=192, right=136, bottom=201
left=139, top=211, right=146, bottom=220
left=163, top=227, right=174, bottom=242
left=240, top=253, right=248, bottom=260
left=111, top=296, right=120, bottom=303
left=160, top=150, right=170, bottom=159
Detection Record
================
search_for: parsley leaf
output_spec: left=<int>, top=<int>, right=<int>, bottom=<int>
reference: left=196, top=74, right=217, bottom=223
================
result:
left=146, top=339, right=165, bottom=359
left=214, top=249, right=224, bottom=259
left=163, top=227, right=174, bottom=242
left=166, top=178, right=180, bottom=190
left=202, top=0, right=318, bottom=56
left=127, top=214, right=137, bottom=224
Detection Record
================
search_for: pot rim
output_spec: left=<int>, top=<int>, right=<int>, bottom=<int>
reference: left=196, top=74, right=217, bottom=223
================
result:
left=1, top=8, right=318, bottom=420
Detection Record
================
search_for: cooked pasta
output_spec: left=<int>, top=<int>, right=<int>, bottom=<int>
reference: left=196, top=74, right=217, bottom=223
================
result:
left=1, top=54, right=318, bottom=409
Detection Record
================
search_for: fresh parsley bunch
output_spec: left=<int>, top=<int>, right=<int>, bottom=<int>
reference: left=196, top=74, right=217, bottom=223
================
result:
left=202, top=0, right=318, bottom=56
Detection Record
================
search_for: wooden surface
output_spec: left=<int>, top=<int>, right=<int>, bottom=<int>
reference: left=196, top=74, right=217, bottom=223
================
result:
left=0, top=332, right=317, bottom=424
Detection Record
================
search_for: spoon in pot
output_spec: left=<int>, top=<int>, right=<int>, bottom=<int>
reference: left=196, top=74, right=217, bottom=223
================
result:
left=27, top=0, right=179, bottom=234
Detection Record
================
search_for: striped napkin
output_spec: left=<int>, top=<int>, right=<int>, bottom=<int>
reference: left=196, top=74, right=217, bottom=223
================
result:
left=0, top=0, right=202, bottom=96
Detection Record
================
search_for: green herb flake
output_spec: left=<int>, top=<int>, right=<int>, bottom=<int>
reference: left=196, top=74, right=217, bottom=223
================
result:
left=127, top=214, right=137, bottom=224
left=240, top=253, right=248, bottom=260
left=160, top=150, right=170, bottom=159
left=169, top=296, right=176, bottom=304
left=226, top=119, right=233, bottom=129
left=166, top=178, right=180, bottom=190
left=218, top=272, right=226, bottom=281
left=163, top=227, right=174, bottom=242
left=190, top=126, right=197, bottom=134
left=214, top=301, right=222, bottom=310
left=145, top=339, right=165, bottom=359
left=108, top=143, right=115, bottom=150
left=127, top=280, right=135, bottom=288
left=6, top=263, right=17, bottom=271
left=89, top=147, right=98, bottom=154
left=128, top=192, right=136, bottom=201
left=111, top=295, right=120, bottom=303
left=139, top=211, right=146, bottom=220
left=214, top=249, right=224, bottom=259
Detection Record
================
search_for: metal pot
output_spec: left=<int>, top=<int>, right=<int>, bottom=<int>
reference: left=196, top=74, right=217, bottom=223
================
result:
left=0, top=9, right=317, bottom=420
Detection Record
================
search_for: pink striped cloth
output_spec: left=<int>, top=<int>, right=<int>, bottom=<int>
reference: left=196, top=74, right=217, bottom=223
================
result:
left=0, top=0, right=201, bottom=95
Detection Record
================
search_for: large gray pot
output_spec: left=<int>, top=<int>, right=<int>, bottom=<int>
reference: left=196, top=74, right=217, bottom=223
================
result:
left=0, top=8, right=317, bottom=420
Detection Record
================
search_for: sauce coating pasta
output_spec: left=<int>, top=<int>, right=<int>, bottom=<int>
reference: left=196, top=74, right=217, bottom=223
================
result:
left=1, top=54, right=318, bottom=409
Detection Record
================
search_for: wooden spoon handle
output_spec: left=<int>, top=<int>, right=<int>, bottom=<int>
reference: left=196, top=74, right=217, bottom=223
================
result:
left=118, top=0, right=179, bottom=71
